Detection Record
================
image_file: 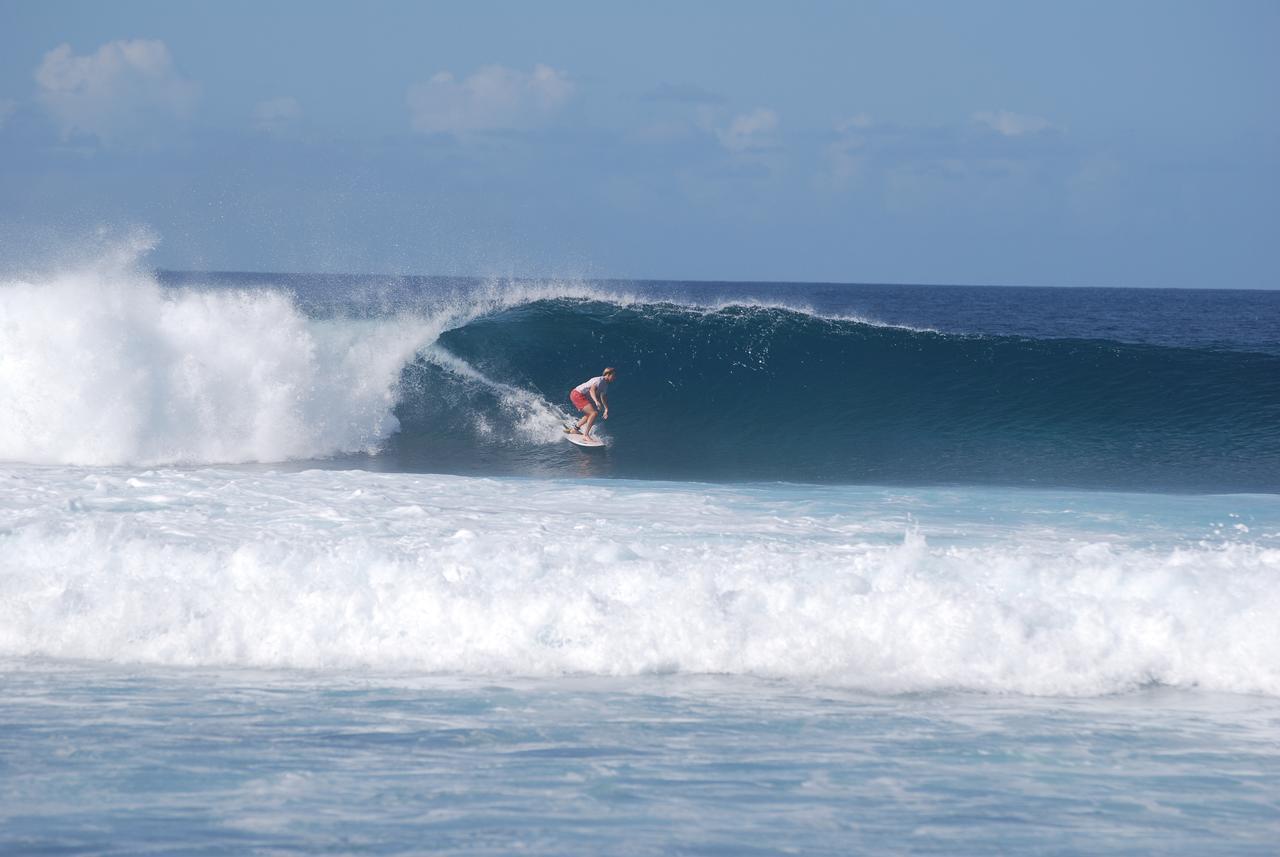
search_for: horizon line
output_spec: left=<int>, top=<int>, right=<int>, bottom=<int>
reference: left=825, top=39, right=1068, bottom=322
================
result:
left=153, top=268, right=1279, bottom=293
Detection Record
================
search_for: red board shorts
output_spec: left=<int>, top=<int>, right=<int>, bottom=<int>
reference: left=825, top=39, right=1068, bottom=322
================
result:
left=570, top=389, right=592, bottom=411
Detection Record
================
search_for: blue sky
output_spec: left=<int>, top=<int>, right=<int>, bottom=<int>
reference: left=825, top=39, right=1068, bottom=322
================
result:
left=1, top=1, right=1276, bottom=287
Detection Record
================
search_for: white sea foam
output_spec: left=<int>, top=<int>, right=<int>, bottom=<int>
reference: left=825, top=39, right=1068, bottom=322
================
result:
left=2, top=465, right=1276, bottom=696
left=0, top=258, right=449, bottom=465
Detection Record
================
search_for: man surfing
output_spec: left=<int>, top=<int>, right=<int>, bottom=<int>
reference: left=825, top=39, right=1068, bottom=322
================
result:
left=566, top=367, right=616, bottom=440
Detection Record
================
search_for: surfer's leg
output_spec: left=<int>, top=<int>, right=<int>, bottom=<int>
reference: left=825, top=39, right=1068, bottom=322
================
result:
left=580, top=404, right=598, bottom=437
left=570, top=390, right=592, bottom=431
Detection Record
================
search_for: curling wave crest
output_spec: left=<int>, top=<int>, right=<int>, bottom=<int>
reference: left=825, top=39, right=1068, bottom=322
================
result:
left=5, top=255, right=1280, bottom=491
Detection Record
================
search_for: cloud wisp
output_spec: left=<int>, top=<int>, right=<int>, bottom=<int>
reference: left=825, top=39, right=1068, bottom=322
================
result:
left=639, top=82, right=727, bottom=105
left=254, top=96, right=302, bottom=136
left=407, top=64, right=573, bottom=138
left=814, top=108, right=1081, bottom=220
left=717, top=108, right=779, bottom=153
left=972, top=109, right=1052, bottom=137
left=35, top=39, right=198, bottom=142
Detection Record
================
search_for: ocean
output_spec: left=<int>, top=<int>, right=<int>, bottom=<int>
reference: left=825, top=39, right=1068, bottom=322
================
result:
left=2, top=257, right=1278, bottom=854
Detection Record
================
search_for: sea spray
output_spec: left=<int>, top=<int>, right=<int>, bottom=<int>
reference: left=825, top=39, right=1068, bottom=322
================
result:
left=0, top=264, right=429, bottom=465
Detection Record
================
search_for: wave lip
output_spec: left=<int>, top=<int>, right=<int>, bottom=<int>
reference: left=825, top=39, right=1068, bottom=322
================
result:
left=3, top=467, right=1277, bottom=697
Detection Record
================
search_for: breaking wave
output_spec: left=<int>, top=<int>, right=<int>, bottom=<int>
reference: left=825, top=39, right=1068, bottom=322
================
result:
left=2, top=261, right=1278, bottom=491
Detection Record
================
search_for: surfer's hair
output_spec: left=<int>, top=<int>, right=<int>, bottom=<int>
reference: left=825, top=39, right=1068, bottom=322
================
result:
left=603, top=367, right=616, bottom=377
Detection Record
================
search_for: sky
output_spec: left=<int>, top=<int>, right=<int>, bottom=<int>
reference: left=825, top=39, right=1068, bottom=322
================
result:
left=0, top=0, right=1277, bottom=287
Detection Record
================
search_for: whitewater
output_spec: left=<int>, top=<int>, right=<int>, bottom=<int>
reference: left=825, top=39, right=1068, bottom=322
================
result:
left=4, top=464, right=1277, bottom=696
left=3, top=253, right=1279, bottom=854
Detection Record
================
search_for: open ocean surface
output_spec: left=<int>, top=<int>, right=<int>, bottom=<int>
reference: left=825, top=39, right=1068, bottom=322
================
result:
left=2, top=253, right=1279, bottom=854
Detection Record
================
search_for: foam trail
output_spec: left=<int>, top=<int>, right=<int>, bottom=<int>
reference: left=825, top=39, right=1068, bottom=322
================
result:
left=418, top=345, right=569, bottom=444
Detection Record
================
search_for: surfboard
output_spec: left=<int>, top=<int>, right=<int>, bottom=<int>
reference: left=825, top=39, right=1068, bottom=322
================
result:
left=564, top=432, right=604, bottom=448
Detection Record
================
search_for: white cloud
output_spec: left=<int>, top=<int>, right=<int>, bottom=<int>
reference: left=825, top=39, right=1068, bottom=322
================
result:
left=407, top=63, right=573, bottom=136
left=254, top=96, right=302, bottom=135
left=972, top=109, right=1051, bottom=136
left=35, top=39, right=197, bottom=141
left=716, top=108, right=778, bottom=152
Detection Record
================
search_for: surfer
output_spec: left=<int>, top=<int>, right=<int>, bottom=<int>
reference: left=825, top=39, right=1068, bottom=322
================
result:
left=566, top=368, right=615, bottom=439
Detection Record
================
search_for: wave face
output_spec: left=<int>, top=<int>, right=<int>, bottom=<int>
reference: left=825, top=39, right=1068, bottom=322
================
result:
left=3, top=263, right=1278, bottom=491
left=406, top=298, right=1280, bottom=491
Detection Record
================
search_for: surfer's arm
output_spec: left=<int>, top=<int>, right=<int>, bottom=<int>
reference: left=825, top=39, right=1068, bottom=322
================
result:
left=600, top=390, right=609, bottom=418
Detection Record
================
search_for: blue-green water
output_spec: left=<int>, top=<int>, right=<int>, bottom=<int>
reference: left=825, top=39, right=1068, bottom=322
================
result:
left=4, top=665, right=1278, bottom=855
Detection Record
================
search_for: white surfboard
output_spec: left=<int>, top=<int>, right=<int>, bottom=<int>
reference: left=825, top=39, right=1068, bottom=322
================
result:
left=564, top=431, right=605, bottom=448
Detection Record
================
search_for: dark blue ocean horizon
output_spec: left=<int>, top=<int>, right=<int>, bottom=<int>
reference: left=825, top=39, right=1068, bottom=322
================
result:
left=158, top=269, right=1280, bottom=353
